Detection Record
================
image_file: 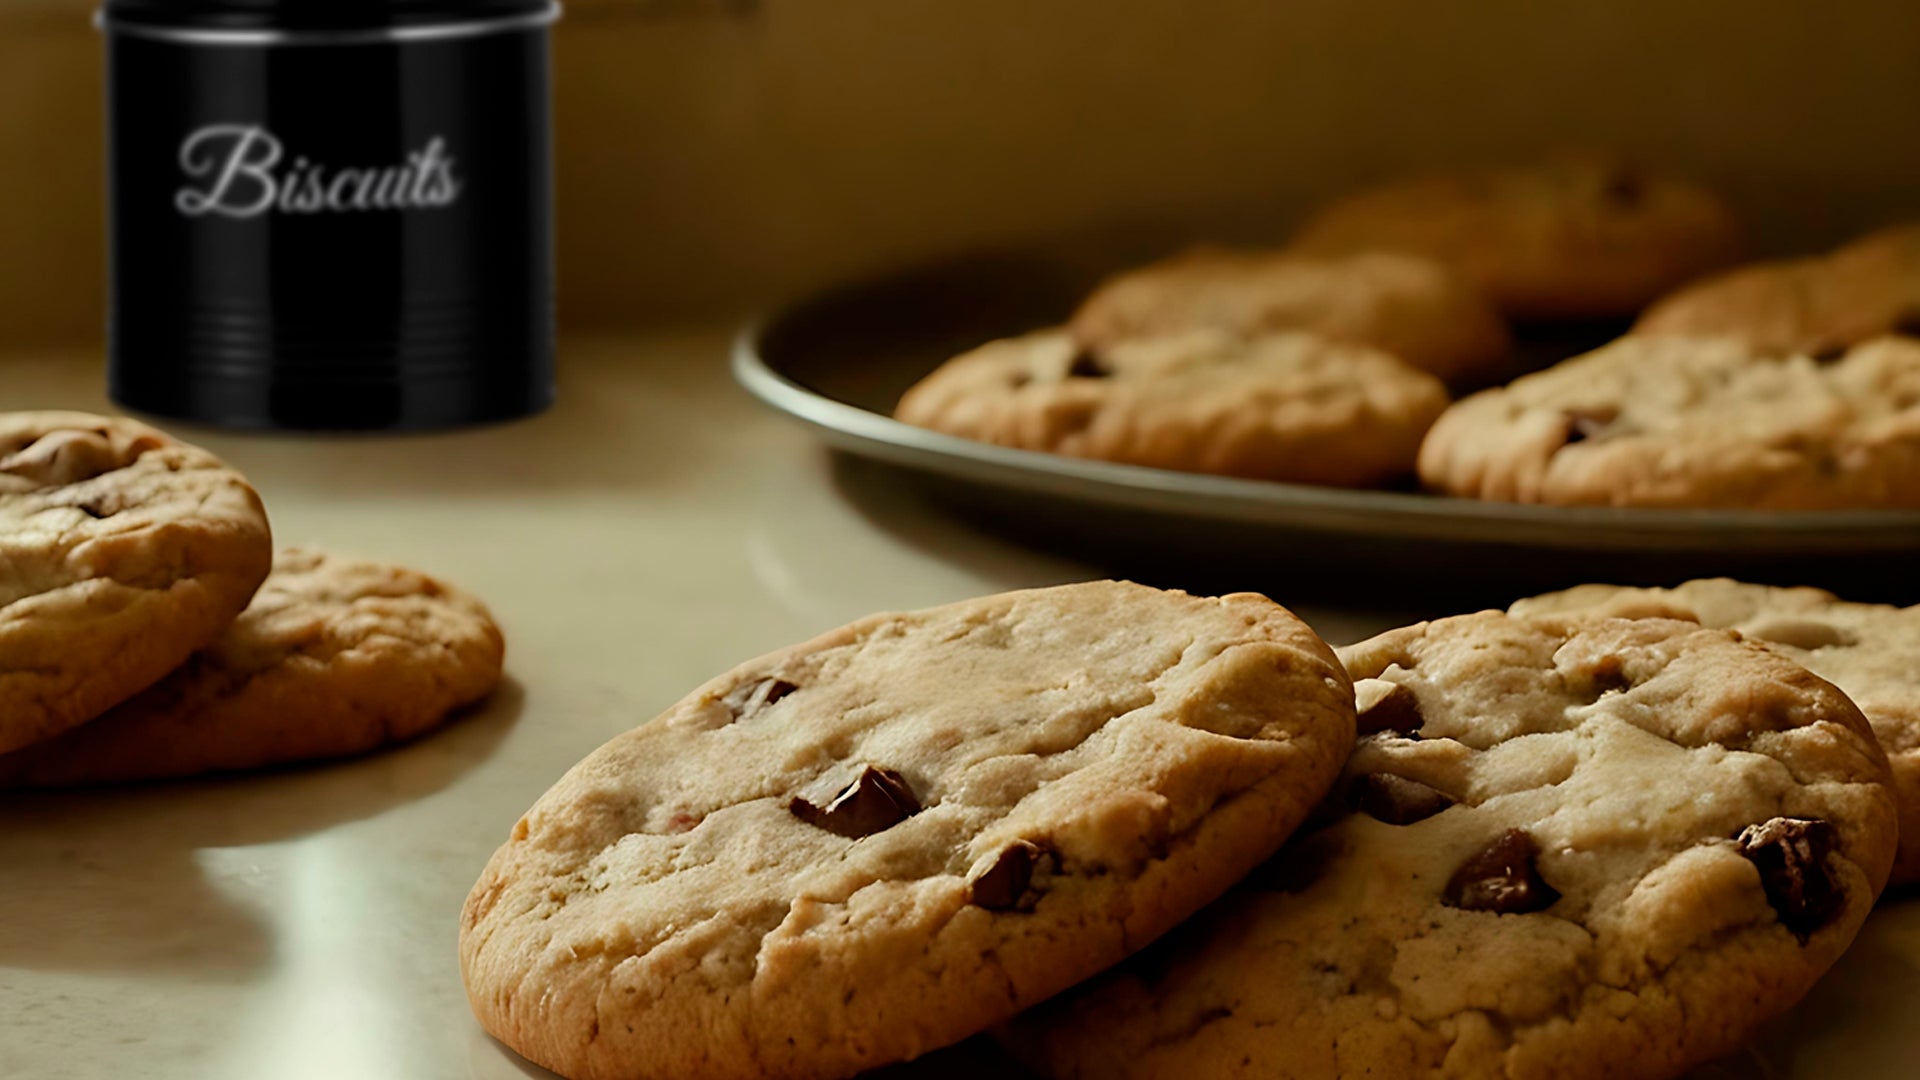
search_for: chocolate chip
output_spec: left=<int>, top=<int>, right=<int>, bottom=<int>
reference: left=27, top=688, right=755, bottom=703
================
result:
left=1066, top=351, right=1111, bottom=379
left=1350, top=772, right=1455, bottom=825
left=1443, top=829, right=1560, bottom=914
left=1809, top=340, right=1851, bottom=363
left=1737, top=817, right=1843, bottom=941
left=1356, top=682, right=1423, bottom=737
left=967, top=840, right=1049, bottom=911
left=1891, top=310, right=1920, bottom=339
left=724, top=677, right=799, bottom=719
left=788, top=765, right=921, bottom=839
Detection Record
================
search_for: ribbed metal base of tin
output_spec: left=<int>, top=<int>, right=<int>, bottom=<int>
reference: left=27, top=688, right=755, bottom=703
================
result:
left=111, top=344, right=555, bottom=431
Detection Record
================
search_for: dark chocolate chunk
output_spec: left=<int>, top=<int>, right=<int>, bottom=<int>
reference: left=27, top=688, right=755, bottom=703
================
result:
left=724, top=677, right=799, bottom=719
left=1066, top=351, right=1111, bottom=379
left=788, top=765, right=921, bottom=839
left=1891, top=310, right=1920, bottom=339
left=967, top=839, right=1047, bottom=911
left=1809, top=340, right=1851, bottom=363
left=1737, top=817, right=1842, bottom=941
left=1443, top=829, right=1560, bottom=914
left=1351, top=772, right=1456, bottom=825
left=1357, top=682, right=1424, bottom=737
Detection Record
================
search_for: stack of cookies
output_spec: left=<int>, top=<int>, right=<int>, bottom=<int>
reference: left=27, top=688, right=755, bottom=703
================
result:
left=460, top=577, right=1907, bottom=1080
left=0, top=411, right=504, bottom=788
left=894, top=154, right=1920, bottom=511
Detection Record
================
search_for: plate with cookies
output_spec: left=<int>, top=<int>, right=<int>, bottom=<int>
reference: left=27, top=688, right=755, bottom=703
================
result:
left=736, top=156, right=1920, bottom=599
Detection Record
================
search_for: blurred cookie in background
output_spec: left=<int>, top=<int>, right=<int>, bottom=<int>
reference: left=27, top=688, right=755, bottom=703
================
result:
left=1636, top=221, right=1920, bottom=357
left=1291, top=154, right=1744, bottom=322
left=896, top=328, right=1449, bottom=487
left=1069, top=248, right=1511, bottom=386
left=1417, top=334, right=1920, bottom=509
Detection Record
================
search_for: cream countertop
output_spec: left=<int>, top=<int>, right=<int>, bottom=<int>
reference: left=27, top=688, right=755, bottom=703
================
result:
left=0, top=333, right=1916, bottom=1079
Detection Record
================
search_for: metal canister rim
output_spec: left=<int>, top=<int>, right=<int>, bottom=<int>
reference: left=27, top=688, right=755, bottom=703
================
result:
left=96, top=2, right=562, bottom=46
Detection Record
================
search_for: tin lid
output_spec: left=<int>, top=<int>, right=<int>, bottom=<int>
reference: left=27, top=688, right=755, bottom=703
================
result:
left=101, top=1, right=554, bottom=34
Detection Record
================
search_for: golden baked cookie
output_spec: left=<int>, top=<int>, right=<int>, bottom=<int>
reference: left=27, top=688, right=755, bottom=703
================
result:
left=0, top=548, right=504, bottom=787
left=1069, top=248, right=1511, bottom=384
left=1834, top=221, right=1920, bottom=277
left=1417, top=335, right=1920, bottom=508
left=895, top=328, right=1450, bottom=487
left=1291, top=155, right=1743, bottom=321
left=1007, top=612, right=1897, bottom=1080
left=1514, top=578, right=1920, bottom=887
left=1635, top=221, right=1920, bottom=356
left=460, top=581, right=1355, bottom=1080
left=0, top=412, right=271, bottom=754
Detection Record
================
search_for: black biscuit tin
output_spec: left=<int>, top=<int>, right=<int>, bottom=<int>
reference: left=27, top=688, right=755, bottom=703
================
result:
left=100, top=1, right=559, bottom=430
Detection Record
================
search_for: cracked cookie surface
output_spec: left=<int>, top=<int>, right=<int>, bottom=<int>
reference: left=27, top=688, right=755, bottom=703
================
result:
left=1068, top=248, right=1511, bottom=385
left=0, top=411, right=271, bottom=754
left=1289, top=156, right=1743, bottom=321
left=1417, top=334, right=1920, bottom=508
left=894, top=328, right=1449, bottom=487
left=0, top=548, right=503, bottom=787
left=458, top=581, right=1355, bottom=1080
left=1514, top=577, right=1920, bottom=887
left=1005, top=612, right=1896, bottom=1080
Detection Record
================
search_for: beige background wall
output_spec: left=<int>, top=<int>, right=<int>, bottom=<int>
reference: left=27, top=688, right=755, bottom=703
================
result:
left=1, top=0, right=1917, bottom=347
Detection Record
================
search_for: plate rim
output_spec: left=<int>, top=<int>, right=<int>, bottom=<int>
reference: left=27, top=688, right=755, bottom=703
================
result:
left=733, top=312, right=1920, bottom=553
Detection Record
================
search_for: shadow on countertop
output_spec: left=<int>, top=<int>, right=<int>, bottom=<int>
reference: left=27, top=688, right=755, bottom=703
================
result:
left=0, top=678, right=524, bottom=980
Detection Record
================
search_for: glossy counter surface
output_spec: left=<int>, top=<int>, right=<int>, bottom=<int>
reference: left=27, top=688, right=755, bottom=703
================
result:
left=1, top=334, right=1915, bottom=1078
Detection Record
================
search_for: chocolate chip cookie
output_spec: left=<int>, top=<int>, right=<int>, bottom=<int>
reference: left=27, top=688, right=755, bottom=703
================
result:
left=1290, top=155, right=1743, bottom=321
left=1068, top=248, right=1512, bottom=385
left=895, top=328, right=1450, bottom=487
left=1635, top=221, right=1920, bottom=356
left=1007, top=613, right=1898, bottom=1080
left=1514, top=578, right=1920, bottom=887
left=0, top=549, right=503, bottom=787
left=1417, top=334, right=1920, bottom=508
left=459, top=581, right=1355, bottom=1080
left=0, top=412, right=272, bottom=755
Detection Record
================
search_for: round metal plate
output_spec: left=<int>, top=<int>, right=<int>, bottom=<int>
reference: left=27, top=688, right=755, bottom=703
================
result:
left=734, top=246, right=1920, bottom=601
